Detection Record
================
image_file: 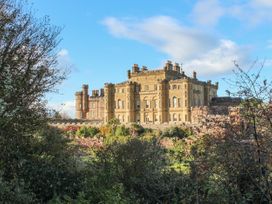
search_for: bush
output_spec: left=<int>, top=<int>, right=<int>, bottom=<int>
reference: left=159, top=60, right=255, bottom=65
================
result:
left=0, top=176, right=37, bottom=204
left=161, top=127, right=190, bottom=139
left=115, top=125, right=130, bottom=136
left=76, top=126, right=99, bottom=138
left=129, top=123, right=145, bottom=136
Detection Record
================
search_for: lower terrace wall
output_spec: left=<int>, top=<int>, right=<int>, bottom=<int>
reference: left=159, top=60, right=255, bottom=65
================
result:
left=50, top=106, right=241, bottom=135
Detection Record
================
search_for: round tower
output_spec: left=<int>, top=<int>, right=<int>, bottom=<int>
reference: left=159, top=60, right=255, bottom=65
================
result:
left=82, top=84, right=89, bottom=118
left=75, top=91, right=83, bottom=119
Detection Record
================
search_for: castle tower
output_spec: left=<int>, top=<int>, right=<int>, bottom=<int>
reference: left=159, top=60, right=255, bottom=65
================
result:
left=82, top=84, right=89, bottom=118
left=75, top=91, right=83, bottom=119
left=104, top=83, right=115, bottom=123
left=125, top=81, right=135, bottom=123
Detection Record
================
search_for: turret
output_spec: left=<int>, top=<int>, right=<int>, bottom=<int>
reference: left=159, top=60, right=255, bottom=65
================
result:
left=82, top=84, right=89, bottom=118
left=75, top=91, right=83, bottom=119
left=128, top=70, right=131, bottom=79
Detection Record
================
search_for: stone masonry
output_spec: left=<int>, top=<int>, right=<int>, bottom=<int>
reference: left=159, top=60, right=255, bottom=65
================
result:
left=75, top=61, right=219, bottom=124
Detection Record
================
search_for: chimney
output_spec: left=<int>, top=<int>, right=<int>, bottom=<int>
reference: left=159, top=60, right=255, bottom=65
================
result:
left=215, top=82, right=219, bottom=88
left=100, top=88, right=104, bottom=96
left=132, top=64, right=139, bottom=73
left=95, top=90, right=99, bottom=96
left=165, top=60, right=173, bottom=71
left=193, top=71, right=197, bottom=79
left=127, top=70, right=131, bottom=79
left=142, top=66, right=148, bottom=71
left=173, top=63, right=180, bottom=73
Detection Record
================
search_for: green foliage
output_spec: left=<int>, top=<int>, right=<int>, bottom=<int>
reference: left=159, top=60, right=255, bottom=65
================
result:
left=107, top=118, right=121, bottom=126
left=129, top=123, right=145, bottom=136
left=0, top=176, right=37, bottom=204
left=76, top=126, right=99, bottom=138
left=17, top=127, right=84, bottom=202
left=161, top=126, right=190, bottom=139
left=88, top=138, right=190, bottom=203
left=115, top=125, right=129, bottom=136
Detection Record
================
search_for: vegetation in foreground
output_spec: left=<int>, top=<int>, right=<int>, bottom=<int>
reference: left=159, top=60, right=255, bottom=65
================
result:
left=0, top=0, right=271, bottom=203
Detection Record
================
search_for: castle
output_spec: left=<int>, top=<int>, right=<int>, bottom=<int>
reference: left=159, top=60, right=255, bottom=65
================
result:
left=75, top=61, right=218, bottom=124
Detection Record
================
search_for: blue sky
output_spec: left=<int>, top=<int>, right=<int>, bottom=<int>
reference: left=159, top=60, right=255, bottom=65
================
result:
left=28, top=0, right=272, bottom=117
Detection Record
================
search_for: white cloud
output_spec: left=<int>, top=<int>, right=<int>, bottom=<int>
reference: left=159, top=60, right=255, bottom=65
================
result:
left=191, top=0, right=224, bottom=27
left=48, top=100, right=75, bottom=118
left=103, top=16, right=248, bottom=76
left=57, top=49, right=69, bottom=57
left=185, top=40, right=248, bottom=76
left=57, top=49, right=77, bottom=72
left=191, top=0, right=272, bottom=27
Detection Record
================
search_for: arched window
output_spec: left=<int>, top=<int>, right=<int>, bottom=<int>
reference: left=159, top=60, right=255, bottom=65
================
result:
left=173, top=96, right=177, bottom=108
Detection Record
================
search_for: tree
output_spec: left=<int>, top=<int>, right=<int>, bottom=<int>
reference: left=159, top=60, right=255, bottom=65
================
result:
left=0, top=1, right=80, bottom=202
left=191, top=61, right=272, bottom=203
left=0, top=0, right=64, bottom=131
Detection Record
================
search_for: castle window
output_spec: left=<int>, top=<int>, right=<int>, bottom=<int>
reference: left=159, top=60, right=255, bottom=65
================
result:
left=178, top=114, right=181, bottom=121
left=173, top=113, right=177, bottom=121
left=178, top=98, right=181, bottom=107
left=185, top=99, right=187, bottom=107
left=178, top=85, right=180, bottom=89
left=135, top=86, right=139, bottom=93
left=154, top=99, right=159, bottom=109
left=173, top=85, right=177, bottom=89
left=155, top=114, right=158, bottom=122
left=185, top=114, right=188, bottom=121
left=146, top=100, right=150, bottom=108
left=118, top=99, right=122, bottom=109
left=122, top=88, right=124, bottom=93
left=136, top=100, right=140, bottom=109
left=154, top=85, right=157, bottom=90
left=173, top=97, right=177, bottom=108
left=169, top=114, right=171, bottom=121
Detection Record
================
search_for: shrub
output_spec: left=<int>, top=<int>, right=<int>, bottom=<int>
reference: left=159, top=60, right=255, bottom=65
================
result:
left=129, top=123, right=145, bottom=136
left=0, top=176, right=37, bottom=204
left=115, top=125, right=130, bottom=136
left=76, top=126, right=99, bottom=138
left=161, top=127, right=190, bottom=139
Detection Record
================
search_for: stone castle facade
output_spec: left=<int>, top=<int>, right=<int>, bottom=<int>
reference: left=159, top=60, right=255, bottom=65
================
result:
left=75, top=61, right=218, bottom=124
